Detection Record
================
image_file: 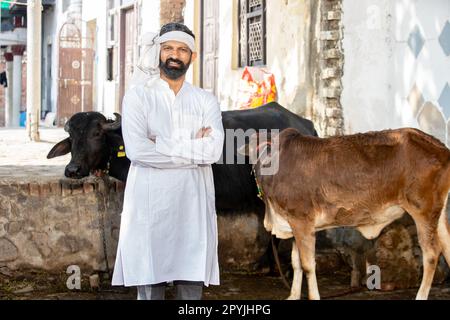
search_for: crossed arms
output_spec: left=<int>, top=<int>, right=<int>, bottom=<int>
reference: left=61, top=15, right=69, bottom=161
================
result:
left=122, top=88, right=225, bottom=169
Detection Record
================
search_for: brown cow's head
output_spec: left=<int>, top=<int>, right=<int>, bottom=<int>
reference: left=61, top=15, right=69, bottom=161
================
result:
left=237, top=130, right=281, bottom=176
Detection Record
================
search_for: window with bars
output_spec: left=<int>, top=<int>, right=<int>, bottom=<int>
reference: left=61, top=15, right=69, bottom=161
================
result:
left=239, top=0, right=266, bottom=67
left=107, top=12, right=117, bottom=44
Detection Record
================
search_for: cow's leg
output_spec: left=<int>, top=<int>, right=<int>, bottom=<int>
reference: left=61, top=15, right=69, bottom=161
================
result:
left=349, top=251, right=365, bottom=288
left=415, top=228, right=441, bottom=300
left=412, top=208, right=443, bottom=300
left=287, top=239, right=303, bottom=300
left=291, top=223, right=320, bottom=300
left=438, top=200, right=450, bottom=268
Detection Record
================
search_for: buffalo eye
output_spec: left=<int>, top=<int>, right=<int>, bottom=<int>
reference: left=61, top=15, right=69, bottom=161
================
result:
left=91, top=131, right=102, bottom=138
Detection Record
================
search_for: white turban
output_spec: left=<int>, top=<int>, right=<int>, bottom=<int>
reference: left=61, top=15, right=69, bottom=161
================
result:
left=130, top=31, right=196, bottom=88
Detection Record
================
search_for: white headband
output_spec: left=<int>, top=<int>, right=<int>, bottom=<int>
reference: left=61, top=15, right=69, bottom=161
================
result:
left=130, top=30, right=196, bottom=88
left=157, top=31, right=196, bottom=52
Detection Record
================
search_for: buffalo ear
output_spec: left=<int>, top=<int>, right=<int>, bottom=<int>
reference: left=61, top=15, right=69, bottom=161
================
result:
left=47, top=138, right=71, bottom=159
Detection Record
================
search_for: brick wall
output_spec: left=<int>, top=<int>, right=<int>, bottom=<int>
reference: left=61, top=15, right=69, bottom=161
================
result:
left=0, top=177, right=124, bottom=273
left=320, top=0, right=345, bottom=137
left=311, top=0, right=345, bottom=137
left=160, top=0, right=186, bottom=25
left=0, top=175, right=273, bottom=274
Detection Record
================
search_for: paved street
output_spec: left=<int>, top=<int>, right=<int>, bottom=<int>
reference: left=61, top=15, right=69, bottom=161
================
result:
left=0, top=128, right=70, bottom=182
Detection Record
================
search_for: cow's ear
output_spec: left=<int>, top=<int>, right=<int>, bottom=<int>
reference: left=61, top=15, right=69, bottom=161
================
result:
left=237, top=143, right=250, bottom=157
left=238, top=132, right=260, bottom=157
left=47, top=138, right=71, bottom=159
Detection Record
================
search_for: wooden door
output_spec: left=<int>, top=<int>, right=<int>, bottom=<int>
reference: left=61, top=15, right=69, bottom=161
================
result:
left=46, top=44, right=52, bottom=113
left=58, top=47, right=82, bottom=126
left=57, top=22, right=95, bottom=126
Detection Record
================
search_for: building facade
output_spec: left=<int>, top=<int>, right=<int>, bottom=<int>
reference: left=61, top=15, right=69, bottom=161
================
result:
left=0, top=0, right=448, bottom=147
left=185, top=0, right=346, bottom=138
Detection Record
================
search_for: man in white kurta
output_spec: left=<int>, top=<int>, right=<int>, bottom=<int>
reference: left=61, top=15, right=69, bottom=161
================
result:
left=112, top=23, right=225, bottom=300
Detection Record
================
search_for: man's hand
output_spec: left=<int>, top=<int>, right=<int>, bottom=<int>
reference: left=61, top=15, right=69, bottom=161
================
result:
left=196, top=127, right=212, bottom=139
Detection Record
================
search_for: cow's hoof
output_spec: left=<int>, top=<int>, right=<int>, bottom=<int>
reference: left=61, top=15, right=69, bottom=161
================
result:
left=350, top=270, right=362, bottom=288
left=286, top=295, right=300, bottom=300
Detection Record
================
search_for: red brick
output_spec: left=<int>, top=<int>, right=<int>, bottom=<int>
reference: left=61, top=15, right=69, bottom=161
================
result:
left=83, top=182, right=95, bottom=194
left=61, top=183, right=72, bottom=197
left=160, top=0, right=186, bottom=25
left=116, top=182, right=125, bottom=193
left=18, top=184, right=30, bottom=195
left=29, top=183, right=40, bottom=197
left=71, top=183, right=84, bottom=195
left=50, top=182, right=61, bottom=195
left=97, top=180, right=107, bottom=193
left=40, top=183, right=51, bottom=197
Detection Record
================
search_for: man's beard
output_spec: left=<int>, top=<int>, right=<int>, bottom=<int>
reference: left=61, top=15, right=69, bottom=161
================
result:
left=159, top=57, right=192, bottom=80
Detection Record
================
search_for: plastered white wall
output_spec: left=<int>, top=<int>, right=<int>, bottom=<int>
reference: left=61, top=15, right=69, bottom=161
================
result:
left=342, top=0, right=450, bottom=142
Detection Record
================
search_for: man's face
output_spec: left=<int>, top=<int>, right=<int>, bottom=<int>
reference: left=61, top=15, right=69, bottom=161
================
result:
left=159, top=40, right=197, bottom=80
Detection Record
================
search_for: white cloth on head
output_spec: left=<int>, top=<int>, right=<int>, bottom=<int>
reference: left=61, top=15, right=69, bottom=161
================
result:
left=130, top=31, right=196, bottom=89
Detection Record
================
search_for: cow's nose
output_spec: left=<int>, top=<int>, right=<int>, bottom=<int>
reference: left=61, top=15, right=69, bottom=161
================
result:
left=65, top=164, right=81, bottom=178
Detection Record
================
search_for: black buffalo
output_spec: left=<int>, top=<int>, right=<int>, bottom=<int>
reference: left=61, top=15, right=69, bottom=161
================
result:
left=48, top=102, right=317, bottom=269
left=48, top=102, right=316, bottom=210
left=48, top=112, right=130, bottom=181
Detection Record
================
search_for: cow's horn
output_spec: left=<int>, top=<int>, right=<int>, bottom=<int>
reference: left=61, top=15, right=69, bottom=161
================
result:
left=103, top=113, right=122, bottom=131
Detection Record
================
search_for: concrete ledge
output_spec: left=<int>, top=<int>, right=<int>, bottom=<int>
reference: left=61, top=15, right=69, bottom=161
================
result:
left=0, top=174, right=270, bottom=275
left=0, top=176, right=123, bottom=274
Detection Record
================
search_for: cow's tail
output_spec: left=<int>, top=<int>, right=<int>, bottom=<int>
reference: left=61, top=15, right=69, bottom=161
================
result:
left=271, top=236, right=291, bottom=290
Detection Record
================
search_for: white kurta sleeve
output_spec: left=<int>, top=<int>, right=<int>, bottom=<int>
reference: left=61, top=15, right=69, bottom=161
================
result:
left=155, top=93, right=225, bottom=165
left=122, top=88, right=198, bottom=169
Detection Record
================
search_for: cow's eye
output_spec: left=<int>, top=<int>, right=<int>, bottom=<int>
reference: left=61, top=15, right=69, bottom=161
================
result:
left=92, top=131, right=101, bottom=138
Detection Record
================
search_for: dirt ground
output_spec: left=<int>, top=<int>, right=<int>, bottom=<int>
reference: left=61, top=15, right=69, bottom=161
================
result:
left=1, top=269, right=449, bottom=301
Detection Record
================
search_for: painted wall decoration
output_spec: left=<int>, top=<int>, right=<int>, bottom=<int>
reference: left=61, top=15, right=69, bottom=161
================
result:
left=400, top=2, right=450, bottom=145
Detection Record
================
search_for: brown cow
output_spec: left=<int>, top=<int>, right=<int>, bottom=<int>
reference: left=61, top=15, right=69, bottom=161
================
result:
left=239, top=127, right=450, bottom=300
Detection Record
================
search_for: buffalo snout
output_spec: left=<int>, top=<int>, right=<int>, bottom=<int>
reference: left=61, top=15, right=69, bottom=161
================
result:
left=65, top=163, right=83, bottom=178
